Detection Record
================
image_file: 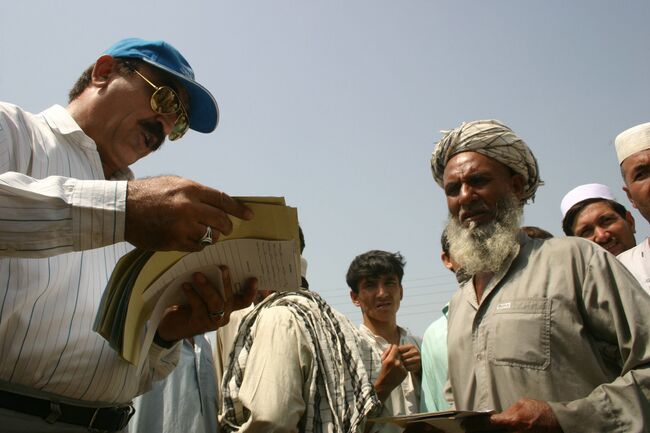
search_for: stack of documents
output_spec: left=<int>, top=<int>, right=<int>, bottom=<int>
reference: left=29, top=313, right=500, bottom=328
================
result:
left=369, top=410, right=494, bottom=433
left=93, top=197, right=300, bottom=366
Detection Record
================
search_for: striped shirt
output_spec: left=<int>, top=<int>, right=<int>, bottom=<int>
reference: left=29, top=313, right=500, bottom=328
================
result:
left=358, top=324, right=422, bottom=433
left=0, top=102, right=178, bottom=405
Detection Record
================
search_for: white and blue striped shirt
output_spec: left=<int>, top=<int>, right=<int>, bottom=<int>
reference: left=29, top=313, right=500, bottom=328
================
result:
left=0, top=103, right=178, bottom=404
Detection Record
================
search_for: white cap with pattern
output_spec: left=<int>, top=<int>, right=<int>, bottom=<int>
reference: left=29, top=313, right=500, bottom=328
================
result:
left=560, top=183, right=615, bottom=218
left=615, top=122, right=650, bottom=164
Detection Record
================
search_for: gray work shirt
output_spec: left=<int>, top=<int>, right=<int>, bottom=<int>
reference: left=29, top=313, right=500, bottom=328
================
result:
left=447, top=233, right=650, bottom=433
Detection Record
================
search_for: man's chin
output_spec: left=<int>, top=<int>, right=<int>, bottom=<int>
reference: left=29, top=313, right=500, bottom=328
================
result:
left=606, top=244, right=625, bottom=256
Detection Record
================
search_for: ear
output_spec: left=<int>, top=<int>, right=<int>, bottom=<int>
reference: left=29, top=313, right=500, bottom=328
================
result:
left=625, top=211, right=636, bottom=233
left=349, top=290, right=360, bottom=307
left=441, top=252, right=453, bottom=270
left=399, top=284, right=403, bottom=301
left=510, top=174, right=526, bottom=200
left=91, top=55, right=117, bottom=89
left=623, top=185, right=638, bottom=210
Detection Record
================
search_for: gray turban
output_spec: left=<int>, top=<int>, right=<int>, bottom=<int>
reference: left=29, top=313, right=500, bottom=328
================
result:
left=430, top=119, right=542, bottom=202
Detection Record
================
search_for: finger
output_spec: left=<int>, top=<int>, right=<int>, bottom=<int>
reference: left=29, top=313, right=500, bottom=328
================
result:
left=182, top=283, right=214, bottom=331
left=402, top=357, right=419, bottom=368
left=193, top=222, right=214, bottom=247
left=386, top=344, right=401, bottom=361
left=201, top=189, right=253, bottom=222
left=192, top=272, right=225, bottom=319
left=218, top=266, right=234, bottom=324
left=489, top=412, right=516, bottom=427
left=398, top=344, right=416, bottom=354
left=233, top=277, right=257, bottom=310
left=197, top=203, right=233, bottom=237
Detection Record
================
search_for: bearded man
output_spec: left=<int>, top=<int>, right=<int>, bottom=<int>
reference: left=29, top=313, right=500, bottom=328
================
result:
left=430, top=120, right=650, bottom=432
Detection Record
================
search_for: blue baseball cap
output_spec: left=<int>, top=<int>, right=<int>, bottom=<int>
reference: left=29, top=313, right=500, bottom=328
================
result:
left=104, top=37, right=219, bottom=133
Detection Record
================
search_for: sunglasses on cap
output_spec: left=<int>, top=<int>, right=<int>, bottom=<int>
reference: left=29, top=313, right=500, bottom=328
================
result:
left=133, top=69, right=189, bottom=141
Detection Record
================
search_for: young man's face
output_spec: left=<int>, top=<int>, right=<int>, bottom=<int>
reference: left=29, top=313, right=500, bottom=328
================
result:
left=622, top=149, right=650, bottom=224
left=351, top=274, right=403, bottom=323
left=571, top=200, right=636, bottom=255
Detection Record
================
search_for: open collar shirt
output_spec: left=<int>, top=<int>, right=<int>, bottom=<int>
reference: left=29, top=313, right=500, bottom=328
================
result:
left=358, top=324, right=421, bottom=433
left=447, top=232, right=650, bottom=433
left=617, top=237, right=650, bottom=295
left=129, top=336, right=217, bottom=433
left=0, top=103, right=178, bottom=405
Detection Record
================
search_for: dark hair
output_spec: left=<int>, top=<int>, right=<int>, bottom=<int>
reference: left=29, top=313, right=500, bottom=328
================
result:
left=562, top=198, right=628, bottom=236
left=521, top=226, right=554, bottom=240
left=298, top=225, right=305, bottom=253
left=68, top=58, right=141, bottom=102
left=346, top=250, right=405, bottom=293
left=297, top=225, right=308, bottom=289
left=440, top=228, right=450, bottom=256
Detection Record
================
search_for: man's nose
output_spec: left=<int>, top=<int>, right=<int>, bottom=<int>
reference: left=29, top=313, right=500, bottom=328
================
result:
left=458, top=183, right=476, bottom=206
left=377, top=282, right=389, bottom=296
left=594, top=226, right=611, bottom=243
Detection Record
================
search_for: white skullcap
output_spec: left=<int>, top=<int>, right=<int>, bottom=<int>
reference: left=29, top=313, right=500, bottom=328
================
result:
left=615, top=122, right=650, bottom=164
left=560, top=183, right=615, bottom=218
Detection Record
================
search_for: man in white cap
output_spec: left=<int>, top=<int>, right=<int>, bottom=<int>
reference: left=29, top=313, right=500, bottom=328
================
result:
left=430, top=119, right=650, bottom=432
left=560, top=183, right=636, bottom=256
left=615, top=122, right=650, bottom=293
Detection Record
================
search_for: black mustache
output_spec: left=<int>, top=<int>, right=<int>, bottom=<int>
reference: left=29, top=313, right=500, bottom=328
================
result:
left=139, top=120, right=165, bottom=150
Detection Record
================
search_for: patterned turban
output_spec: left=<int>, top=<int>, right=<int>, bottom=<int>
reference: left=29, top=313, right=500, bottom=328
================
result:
left=430, top=119, right=542, bottom=202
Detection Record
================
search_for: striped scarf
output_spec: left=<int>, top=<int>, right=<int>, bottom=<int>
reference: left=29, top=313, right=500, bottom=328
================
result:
left=220, top=291, right=381, bottom=433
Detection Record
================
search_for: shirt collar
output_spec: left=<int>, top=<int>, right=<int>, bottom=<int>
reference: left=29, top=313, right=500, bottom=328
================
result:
left=359, top=323, right=407, bottom=345
left=41, top=105, right=86, bottom=136
left=40, top=105, right=135, bottom=181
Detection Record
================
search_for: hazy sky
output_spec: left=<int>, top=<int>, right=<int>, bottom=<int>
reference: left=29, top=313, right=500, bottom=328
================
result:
left=2, top=1, right=649, bottom=335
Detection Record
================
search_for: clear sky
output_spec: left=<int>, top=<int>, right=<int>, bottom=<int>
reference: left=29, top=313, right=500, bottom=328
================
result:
left=2, top=1, right=649, bottom=335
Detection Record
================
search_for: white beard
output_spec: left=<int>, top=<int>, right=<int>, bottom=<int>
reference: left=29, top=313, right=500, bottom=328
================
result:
left=445, top=194, right=523, bottom=278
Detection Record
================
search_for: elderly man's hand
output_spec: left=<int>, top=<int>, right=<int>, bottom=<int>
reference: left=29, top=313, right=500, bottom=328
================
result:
left=156, top=266, right=256, bottom=344
left=125, top=176, right=253, bottom=252
left=489, top=399, right=562, bottom=433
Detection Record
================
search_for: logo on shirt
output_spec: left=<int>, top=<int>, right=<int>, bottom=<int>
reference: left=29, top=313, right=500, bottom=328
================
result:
left=496, top=302, right=511, bottom=310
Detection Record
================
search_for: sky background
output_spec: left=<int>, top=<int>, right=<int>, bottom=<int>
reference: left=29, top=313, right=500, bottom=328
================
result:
left=1, top=1, right=649, bottom=336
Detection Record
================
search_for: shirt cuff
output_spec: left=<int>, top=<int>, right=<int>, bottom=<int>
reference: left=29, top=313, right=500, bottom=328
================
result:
left=69, top=179, right=127, bottom=250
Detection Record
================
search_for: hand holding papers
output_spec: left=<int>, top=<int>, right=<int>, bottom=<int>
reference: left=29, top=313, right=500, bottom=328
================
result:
left=370, top=410, right=495, bottom=433
left=94, top=197, right=300, bottom=366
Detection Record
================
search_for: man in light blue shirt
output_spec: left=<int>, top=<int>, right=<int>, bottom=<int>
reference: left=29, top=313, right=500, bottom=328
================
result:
left=420, top=304, right=450, bottom=413
left=420, top=231, right=455, bottom=412
left=129, top=335, right=218, bottom=433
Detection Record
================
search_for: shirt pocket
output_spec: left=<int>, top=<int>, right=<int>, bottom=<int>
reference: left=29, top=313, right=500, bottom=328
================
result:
left=487, top=298, right=551, bottom=370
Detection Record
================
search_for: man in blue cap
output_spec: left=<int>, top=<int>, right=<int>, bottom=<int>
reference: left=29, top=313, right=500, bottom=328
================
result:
left=0, top=38, right=255, bottom=432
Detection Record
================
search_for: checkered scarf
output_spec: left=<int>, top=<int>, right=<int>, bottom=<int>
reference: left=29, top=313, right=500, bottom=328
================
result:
left=221, top=290, right=381, bottom=433
left=430, top=119, right=542, bottom=202
left=219, top=291, right=381, bottom=433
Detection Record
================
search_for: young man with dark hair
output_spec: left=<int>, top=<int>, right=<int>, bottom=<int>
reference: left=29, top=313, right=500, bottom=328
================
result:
left=347, top=250, right=421, bottom=432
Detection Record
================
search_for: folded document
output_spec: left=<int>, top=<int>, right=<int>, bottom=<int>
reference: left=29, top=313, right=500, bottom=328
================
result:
left=93, top=197, right=300, bottom=366
left=369, top=410, right=495, bottom=433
